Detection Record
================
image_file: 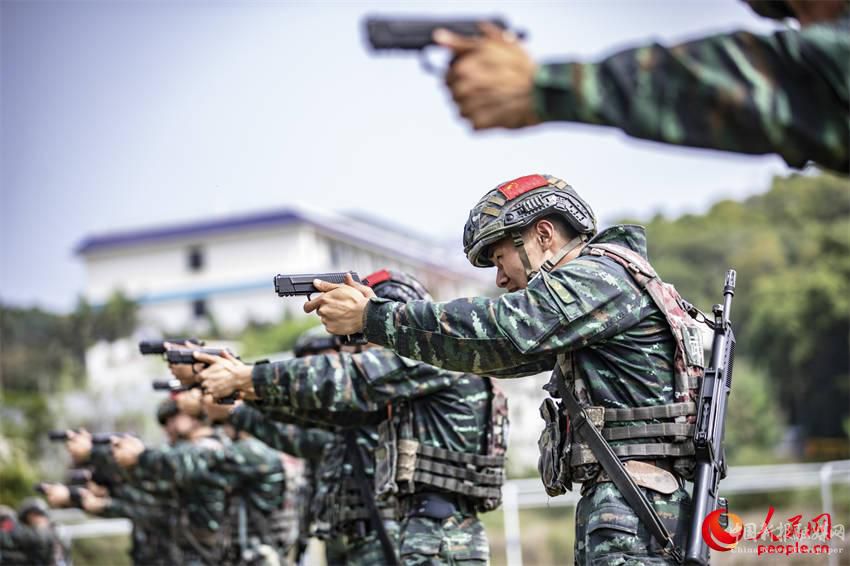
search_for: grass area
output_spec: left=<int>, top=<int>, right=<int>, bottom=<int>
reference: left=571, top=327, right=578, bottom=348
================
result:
left=72, top=535, right=132, bottom=566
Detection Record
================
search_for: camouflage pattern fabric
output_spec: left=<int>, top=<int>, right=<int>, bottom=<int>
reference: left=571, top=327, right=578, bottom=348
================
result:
left=575, top=482, right=691, bottom=565
left=0, top=524, right=55, bottom=566
left=97, top=485, right=179, bottom=565
left=250, top=348, right=489, bottom=455
left=340, top=520, right=401, bottom=566
left=533, top=14, right=850, bottom=173
left=128, top=433, right=287, bottom=565
left=232, top=401, right=392, bottom=563
left=230, top=404, right=337, bottom=560
left=83, top=444, right=180, bottom=564
left=133, top=439, right=231, bottom=534
left=231, top=403, right=335, bottom=464
left=251, top=349, right=494, bottom=564
left=400, top=511, right=489, bottom=565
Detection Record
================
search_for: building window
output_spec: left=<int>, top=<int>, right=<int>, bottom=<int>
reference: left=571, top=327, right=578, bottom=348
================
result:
left=192, top=298, right=207, bottom=318
left=188, top=246, right=204, bottom=272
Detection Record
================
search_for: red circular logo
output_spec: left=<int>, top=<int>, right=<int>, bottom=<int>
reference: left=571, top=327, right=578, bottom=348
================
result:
left=702, top=509, right=744, bottom=552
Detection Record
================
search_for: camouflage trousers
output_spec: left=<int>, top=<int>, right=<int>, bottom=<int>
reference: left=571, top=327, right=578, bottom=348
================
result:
left=399, top=511, right=489, bottom=565
left=574, top=482, right=692, bottom=566
left=330, top=520, right=400, bottom=566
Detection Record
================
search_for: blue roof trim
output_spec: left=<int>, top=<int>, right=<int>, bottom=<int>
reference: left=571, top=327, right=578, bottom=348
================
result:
left=76, top=210, right=302, bottom=255
left=136, top=279, right=273, bottom=305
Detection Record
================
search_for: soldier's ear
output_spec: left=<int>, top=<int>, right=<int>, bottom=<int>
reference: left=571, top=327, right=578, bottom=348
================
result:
left=533, top=219, right=556, bottom=248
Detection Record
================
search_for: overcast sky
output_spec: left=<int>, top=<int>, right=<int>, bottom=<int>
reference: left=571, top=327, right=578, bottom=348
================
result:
left=1, top=0, right=792, bottom=312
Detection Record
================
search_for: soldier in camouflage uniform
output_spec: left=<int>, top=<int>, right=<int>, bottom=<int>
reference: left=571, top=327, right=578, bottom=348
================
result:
left=42, top=399, right=202, bottom=565
left=433, top=0, right=849, bottom=173
left=229, top=328, right=353, bottom=565
left=191, top=329, right=400, bottom=566
left=227, top=401, right=342, bottom=564
left=0, top=501, right=61, bottom=565
left=110, top=392, right=288, bottom=566
left=198, top=270, right=508, bottom=565
left=307, top=174, right=710, bottom=564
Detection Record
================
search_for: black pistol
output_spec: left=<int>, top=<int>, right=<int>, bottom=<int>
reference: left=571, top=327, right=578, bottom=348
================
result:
left=139, top=338, right=204, bottom=355
left=364, top=16, right=520, bottom=51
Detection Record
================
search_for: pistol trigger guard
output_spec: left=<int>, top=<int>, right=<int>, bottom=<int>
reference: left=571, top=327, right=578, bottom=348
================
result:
left=418, top=48, right=445, bottom=75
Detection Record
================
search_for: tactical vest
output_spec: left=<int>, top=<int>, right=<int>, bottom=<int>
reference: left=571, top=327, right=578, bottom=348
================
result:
left=316, top=437, right=399, bottom=536
left=373, top=377, right=509, bottom=513
left=541, top=243, right=705, bottom=493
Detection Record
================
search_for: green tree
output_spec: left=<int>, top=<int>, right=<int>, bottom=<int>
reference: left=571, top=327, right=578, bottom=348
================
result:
left=633, top=172, right=850, bottom=458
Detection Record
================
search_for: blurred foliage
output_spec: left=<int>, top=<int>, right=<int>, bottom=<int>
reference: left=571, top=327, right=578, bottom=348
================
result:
left=0, top=291, right=137, bottom=504
left=625, top=172, right=850, bottom=456
left=723, top=361, right=783, bottom=465
left=1, top=291, right=138, bottom=391
left=239, top=315, right=320, bottom=358
left=0, top=438, right=39, bottom=507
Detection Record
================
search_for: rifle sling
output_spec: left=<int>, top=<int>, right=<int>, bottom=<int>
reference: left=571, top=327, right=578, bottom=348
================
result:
left=344, top=430, right=400, bottom=566
left=555, top=370, right=684, bottom=564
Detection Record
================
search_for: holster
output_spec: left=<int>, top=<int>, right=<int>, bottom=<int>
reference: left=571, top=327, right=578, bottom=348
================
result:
left=374, top=417, right=400, bottom=499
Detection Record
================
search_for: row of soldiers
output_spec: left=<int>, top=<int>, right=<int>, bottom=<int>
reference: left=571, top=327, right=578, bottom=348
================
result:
left=15, top=270, right=509, bottom=565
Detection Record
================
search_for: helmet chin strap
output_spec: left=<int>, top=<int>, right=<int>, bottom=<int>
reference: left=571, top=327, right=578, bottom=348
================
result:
left=541, top=235, right=588, bottom=273
left=511, top=232, right=537, bottom=281
left=511, top=232, right=588, bottom=283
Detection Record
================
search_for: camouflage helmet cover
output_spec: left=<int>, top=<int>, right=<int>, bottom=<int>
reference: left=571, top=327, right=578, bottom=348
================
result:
left=293, top=325, right=339, bottom=358
left=463, top=174, right=596, bottom=268
left=363, top=269, right=433, bottom=303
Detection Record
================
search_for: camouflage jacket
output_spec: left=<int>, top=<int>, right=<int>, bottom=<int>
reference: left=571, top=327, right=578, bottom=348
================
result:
left=0, top=524, right=55, bottom=565
left=533, top=14, right=850, bottom=172
left=363, top=225, right=679, bottom=423
left=251, top=350, right=490, bottom=458
left=231, top=403, right=335, bottom=465
left=133, top=433, right=286, bottom=531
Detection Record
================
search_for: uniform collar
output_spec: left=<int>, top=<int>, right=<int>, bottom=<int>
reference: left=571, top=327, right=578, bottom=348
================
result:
left=582, top=224, right=649, bottom=260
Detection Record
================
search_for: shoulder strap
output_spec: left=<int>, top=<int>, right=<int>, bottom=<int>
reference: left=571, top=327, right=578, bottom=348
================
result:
left=343, top=430, right=400, bottom=566
left=554, top=367, right=683, bottom=564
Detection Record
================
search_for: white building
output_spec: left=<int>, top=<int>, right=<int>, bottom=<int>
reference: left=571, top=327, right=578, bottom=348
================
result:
left=76, top=206, right=491, bottom=333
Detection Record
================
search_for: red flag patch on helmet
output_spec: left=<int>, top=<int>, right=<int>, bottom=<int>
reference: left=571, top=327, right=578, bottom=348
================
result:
left=363, top=269, right=392, bottom=287
left=497, top=174, right=549, bottom=200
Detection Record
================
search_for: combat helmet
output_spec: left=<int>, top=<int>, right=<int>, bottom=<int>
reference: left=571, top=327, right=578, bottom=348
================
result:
left=362, top=269, right=433, bottom=303
left=745, top=0, right=796, bottom=19
left=156, top=398, right=179, bottom=426
left=17, top=497, right=49, bottom=522
left=293, top=325, right=339, bottom=358
left=0, top=504, right=16, bottom=527
left=463, top=174, right=596, bottom=278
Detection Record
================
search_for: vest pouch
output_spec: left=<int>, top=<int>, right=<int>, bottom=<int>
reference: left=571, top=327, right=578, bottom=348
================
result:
left=537, top=397, right=572, bottom=496
left=396, top=439, right=419, bottom=485
left=374, top=417, right=399, bottom=500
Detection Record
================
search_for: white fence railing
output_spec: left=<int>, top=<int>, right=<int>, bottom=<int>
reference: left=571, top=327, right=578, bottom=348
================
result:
left=51, top=460, right=850, bottom=565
